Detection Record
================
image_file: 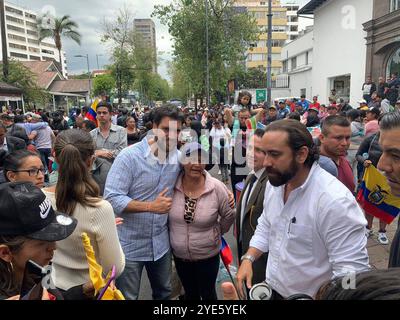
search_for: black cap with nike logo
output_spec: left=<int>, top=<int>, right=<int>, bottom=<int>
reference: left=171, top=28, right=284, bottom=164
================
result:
left=0, top=182, right=77, bottom=241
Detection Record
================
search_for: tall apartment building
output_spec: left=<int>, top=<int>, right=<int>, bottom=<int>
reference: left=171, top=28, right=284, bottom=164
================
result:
left=0, top=1, right=68, bottom=78
left=283, top=2, right=300, bottom=42
left=234, top=0, right=288, bottom=75
left=134, top=19, right=157, bottom=73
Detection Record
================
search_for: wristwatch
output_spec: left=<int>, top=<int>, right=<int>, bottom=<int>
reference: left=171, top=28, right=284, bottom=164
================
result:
left=241, top=254, right=255, bottom=263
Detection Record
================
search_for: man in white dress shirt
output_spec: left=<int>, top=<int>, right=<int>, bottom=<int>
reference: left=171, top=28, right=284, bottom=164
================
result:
left=236, top=119, right=370, bottom=299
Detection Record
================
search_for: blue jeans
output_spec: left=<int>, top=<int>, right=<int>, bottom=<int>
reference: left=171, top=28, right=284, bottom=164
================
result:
left=116, top=251, right=172, bottom=300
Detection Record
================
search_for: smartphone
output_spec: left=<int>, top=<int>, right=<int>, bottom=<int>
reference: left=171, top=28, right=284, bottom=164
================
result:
left=97, top=266, right=116, bottom=300
left=19, top=260, right=45, bottom=300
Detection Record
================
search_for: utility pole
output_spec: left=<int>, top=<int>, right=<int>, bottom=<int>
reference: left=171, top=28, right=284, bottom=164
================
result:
left=96, top=54, right=103, bottom=70
left=0, top=0, right=9, bottom=81
left=74, top=54, right=92, bottom=103
left=205, top=0, right=210, bottom=108
left=266, top=0, right=273, bottom=107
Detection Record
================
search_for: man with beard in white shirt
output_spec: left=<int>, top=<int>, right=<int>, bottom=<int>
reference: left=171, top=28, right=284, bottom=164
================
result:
left=236, top=119, right=370, bottom=299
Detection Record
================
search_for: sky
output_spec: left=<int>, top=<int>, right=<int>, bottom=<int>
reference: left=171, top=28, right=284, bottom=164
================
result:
left=11, top=0, right=312, bottom=81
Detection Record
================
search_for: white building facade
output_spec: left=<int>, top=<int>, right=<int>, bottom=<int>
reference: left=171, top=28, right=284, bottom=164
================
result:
left=0, top=2, right=68, bottom=78
left=299, top=0, right=374, bottom=106
left=278, top=27, right=313, bottom=98
left=283, top=2, right=300, bottom=43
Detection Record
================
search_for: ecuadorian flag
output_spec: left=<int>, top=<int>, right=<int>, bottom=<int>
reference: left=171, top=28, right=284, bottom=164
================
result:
left=356, top=165, right=400, bottom=224
left=220, top=237, right=233, bottom=268
left=86, top=98, right=101, bottom=127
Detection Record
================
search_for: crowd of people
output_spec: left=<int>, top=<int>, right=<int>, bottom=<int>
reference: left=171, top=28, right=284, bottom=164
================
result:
left=0, top=80, right=400, bottom=300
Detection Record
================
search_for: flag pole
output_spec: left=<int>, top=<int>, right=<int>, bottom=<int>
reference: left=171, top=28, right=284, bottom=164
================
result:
left=219, top=253, right=243, bottom=301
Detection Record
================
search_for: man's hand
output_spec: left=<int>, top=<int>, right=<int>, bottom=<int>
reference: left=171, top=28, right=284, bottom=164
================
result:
left=95, top=149, right=114, bottom=159
left=364, top=160, right=372, bottom=168
left=236, top=260, right=253, bottom=299
left=6, top=295, right=20, bottom=300
left=149, top=188, right=172, bottom=214
left=115, top=218, right=124, bottom=226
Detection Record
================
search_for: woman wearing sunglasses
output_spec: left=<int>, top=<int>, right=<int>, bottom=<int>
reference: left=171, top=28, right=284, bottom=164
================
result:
left=3, top=150, right=45, bottom=188
left=169, top=142, right=235, bottom=300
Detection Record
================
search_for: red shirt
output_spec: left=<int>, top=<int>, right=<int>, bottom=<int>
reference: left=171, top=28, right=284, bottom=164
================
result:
left=310, top=102, right=321, bottom=110
left=337, top=156, right=355, bottom=193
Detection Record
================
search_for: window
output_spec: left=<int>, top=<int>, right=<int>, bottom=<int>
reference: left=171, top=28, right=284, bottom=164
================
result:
left=41, top=42, right=56, bottom=49
left=271, top=39, right=285, bottom=47
left=42, top=49, right=55, bottom=55
left=9, top=43, right=27, bottom=50
left=300, top=88, right=306, bottom=97
left=8, top=33, right=26, bottom=42
left=252, top=53, right=264, bottom=61
left=272, top=25, right=287, bottom=32
left=27, top=30, right=38, bottom=37
left=10, top=52, right=28, bottom=59
left=26, top=21, right=37, bottom=29
left=305, top=52, right=309, bottom=65
left=291, top=57, right=297, bottom=70
left=29, top=55, right=41, bottom=61
left=257, top=40, right=266, bottom=47
left=390, top=0, right=400, bottom=12
left=25, top=13, right=37, bottom=19
left=282, top=60, right=288, bottom=72
left=271, top=53, right=281, bottom=61
left=7, top=24, right=25, bottom=33
left=28, top=38, right=39, bottom=45
left=6, top=15, right=24, bottom=24
left=5, top=6, right=23, bottom=16
left=273, top=11, right=286, bottom=19
left=386, top=47, right=400, bottom=78
left=253, top=11, right=265, bottom=19
left=29, top=47, right=39, bottom=53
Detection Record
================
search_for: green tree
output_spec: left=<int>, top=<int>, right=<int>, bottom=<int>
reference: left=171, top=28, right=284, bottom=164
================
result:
left=93, top=74, right=115, bottom=96
left=38, top=15, right=81, bottom=68
left=236, top=67, right=267, bottom=89
left=168, top=60, right=190, bottom=102
left=69, top=72, right=90, bottom=80
left=0, top=61, right=50, bottom=107
left=153, top=0, right=258, bottom=104
left=102, top=5, right=136, bottom=103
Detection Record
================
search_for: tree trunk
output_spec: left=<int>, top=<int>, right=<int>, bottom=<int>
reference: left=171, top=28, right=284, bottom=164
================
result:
left=58, top=49, right=63, bottom=75
left=118, top=67, right=122, bottom=105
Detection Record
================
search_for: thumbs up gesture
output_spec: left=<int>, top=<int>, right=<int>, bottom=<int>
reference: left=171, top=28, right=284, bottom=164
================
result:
left=150, top=188, right=173, bottom=214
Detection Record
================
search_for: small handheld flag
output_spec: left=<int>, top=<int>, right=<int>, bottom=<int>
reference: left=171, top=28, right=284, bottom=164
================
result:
left=357, top=165, right=400, bottom=224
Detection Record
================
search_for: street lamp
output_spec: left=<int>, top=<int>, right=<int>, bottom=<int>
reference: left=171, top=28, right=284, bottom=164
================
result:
left=96, top=54, right=103, bottom=70
left=74, top=54, right=92, bottom=103
left=266, top=0, right=272, bottom=107
left=205, top=0, right=210, bottom=108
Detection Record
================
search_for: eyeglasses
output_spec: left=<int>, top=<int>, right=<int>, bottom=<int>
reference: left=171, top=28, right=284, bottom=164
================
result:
left=14, top=168, right=46, bottom=176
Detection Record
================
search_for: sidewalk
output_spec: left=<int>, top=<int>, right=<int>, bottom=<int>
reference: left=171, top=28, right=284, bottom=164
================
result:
left=368, top=217, right=399, bottom=269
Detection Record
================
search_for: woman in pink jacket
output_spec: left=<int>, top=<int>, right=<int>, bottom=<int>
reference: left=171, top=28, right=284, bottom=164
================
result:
left=169, top=142, right=235, bottom=300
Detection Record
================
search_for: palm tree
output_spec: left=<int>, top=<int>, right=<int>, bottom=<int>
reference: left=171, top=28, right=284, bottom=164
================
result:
left=38, top=15, right=81, bottom=70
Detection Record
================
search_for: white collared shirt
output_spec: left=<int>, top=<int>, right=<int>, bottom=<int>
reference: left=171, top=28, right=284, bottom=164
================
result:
left=250, top=163, right=370, bottom=298
left=1, top=137, right=8, bottom=152
left=240, top=168, right=266, bottom=237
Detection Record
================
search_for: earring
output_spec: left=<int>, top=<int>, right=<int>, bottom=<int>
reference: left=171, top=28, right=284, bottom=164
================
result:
left=7, top=261, right=14, bottom=274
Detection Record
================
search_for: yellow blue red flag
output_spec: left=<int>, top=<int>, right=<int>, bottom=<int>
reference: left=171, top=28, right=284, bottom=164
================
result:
left=86, top=98, right=101, bottom=127
left=356, top=165, right=400, bottom=224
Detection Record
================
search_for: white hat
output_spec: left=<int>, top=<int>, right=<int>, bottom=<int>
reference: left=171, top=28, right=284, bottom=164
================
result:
left=358, top=99, right=367, bottom=104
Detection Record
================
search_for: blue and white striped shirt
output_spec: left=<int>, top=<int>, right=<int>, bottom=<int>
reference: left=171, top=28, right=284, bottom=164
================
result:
left=104, top=138, right=181, bottom=262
